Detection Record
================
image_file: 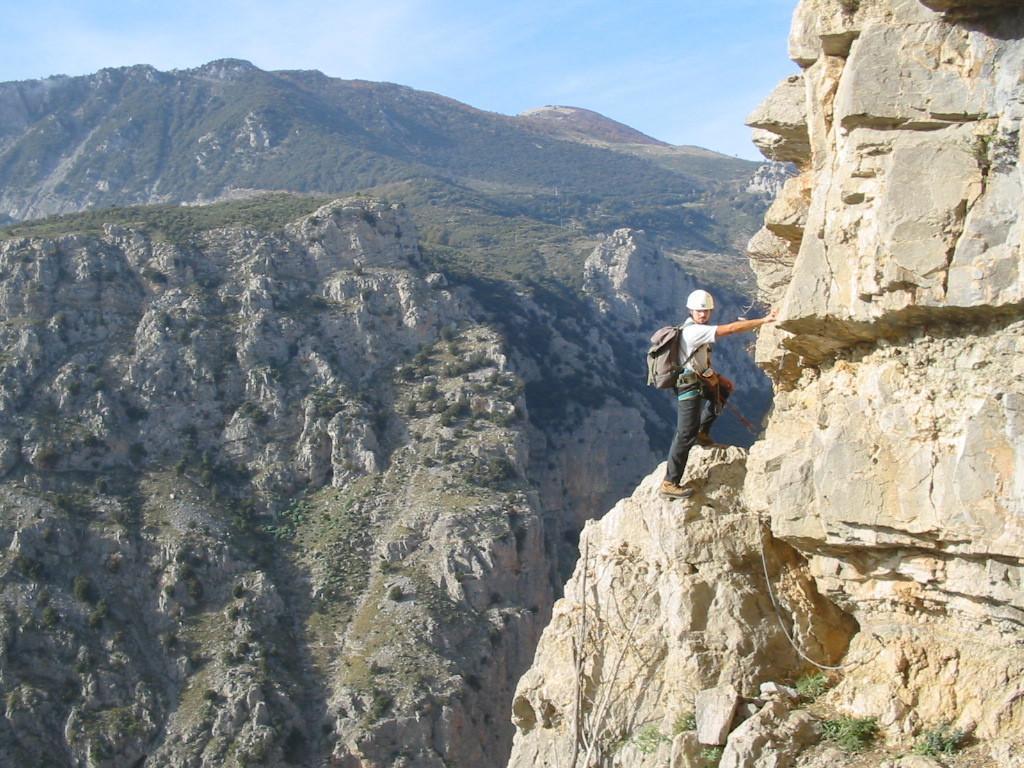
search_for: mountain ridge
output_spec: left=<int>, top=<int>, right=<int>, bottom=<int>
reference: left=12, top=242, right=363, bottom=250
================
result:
left=0, top=59, right=759, bottom=225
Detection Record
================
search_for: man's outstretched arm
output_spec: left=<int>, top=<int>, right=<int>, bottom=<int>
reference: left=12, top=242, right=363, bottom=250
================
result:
left=715, top=308, right=778, bottom=338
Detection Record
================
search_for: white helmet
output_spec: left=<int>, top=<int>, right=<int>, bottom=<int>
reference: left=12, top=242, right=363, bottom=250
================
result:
left=686, top=289, right=715, bottom=311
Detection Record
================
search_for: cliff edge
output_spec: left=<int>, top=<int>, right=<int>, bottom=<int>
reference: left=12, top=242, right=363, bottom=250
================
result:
left=508, top=0, right=1024, bottom=765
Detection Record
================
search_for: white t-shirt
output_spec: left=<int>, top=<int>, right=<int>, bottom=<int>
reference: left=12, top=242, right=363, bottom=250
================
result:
left=682, top=322, right=717, bottom=374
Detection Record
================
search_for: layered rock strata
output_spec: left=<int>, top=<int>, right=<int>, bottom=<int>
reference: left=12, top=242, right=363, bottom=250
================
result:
left=745, top=0, right=1024, bottom=756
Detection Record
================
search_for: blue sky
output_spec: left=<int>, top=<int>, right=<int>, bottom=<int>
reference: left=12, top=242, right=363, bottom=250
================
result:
left=0, top=0, right=798, bottom=159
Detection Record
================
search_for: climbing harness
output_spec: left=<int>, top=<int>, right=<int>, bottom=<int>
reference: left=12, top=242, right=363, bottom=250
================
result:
left=758, top=526, right=855, bottom=672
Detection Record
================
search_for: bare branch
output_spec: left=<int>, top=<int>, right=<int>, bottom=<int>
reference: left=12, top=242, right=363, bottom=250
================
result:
left=569, top=537, right=590, bottom=768
left=580, top=575, right=657, bottom=767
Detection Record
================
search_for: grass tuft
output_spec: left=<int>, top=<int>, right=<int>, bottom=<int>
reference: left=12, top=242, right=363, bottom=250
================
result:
left=913, top=723, right=967, bottom=756
left=795, top=672, right=830, bottom=701
left=821, top=716, right=878, bottom=752
left=633, top=723, right=668, bottom=754
left=700, top=746, right=723, bottom=766
left=673, top=711, right=697, bottom=735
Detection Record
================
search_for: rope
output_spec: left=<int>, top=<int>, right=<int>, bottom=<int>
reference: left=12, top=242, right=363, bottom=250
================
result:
left=705, top=379, right=756, bottom=435
left=758, top=527, right=854, bottom=672
left=726, top=400, right=757, bottom=434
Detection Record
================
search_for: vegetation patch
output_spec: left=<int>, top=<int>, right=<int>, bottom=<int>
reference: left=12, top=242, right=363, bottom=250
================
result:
left=913, top=722, right=967, bottom=756
left=73, top=575, right=98, bottom=604
left=821, top=716, right=878, bottom=752
left=367, top=690, right=394, bottom=722
left=293, top=481, right=377, bottom=608
left=795, top=672, right=830, bottom=701
left=0, top=194, right=334, bottom=244
left=632, top=723, right=669, bottom=754
left=673, top=711, right=697, bottom=734
left=263, top=498, right=310, bottom=541
left=700, top=746, right=723, bottom=766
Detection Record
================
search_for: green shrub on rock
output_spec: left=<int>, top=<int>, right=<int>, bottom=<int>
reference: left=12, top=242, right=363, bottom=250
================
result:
left=633, top=724, right=668, bottom=754
left=913, top=723, right=967, bottom=756
left=88, top=600, right=109, bottom=627
left=821, top=716, right=878, bottom=752
left=368, top=691, right=393, bottom=722
left=73, top=575, right=97, bottom=604
left=795, top=672, right=830, bottom=701
left=673, top=711, right=697, bottom=734
left=700, top=746, right=723, bottom=767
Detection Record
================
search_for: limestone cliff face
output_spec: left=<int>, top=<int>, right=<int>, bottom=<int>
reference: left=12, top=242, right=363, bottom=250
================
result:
left=509, top=1, right=1024, bottom=765
left=746, top=0, right=1024, bottom=757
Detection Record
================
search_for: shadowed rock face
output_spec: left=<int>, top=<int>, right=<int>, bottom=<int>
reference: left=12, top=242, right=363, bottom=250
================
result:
left=508, top=1, right=1024, bottom=766
left=920, top=0, right=1021, bottom=13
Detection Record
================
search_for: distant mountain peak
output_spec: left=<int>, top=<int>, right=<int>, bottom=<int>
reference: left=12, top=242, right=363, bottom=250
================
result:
left=517, top=105, right=669, bottom=147
left=187, top=58, right=260, bottom=80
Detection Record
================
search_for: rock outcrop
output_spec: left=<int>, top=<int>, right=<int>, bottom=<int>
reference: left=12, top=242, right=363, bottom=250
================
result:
left=508, top=451, right=854, bottom=767
left=509, top=0, right=1024, bottom=765
left=746, top=0, right=1024, bottom=757
left=746, top=162, right=796, bottom=201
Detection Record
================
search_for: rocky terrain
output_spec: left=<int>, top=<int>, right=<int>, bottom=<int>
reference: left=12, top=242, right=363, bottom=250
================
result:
left=510, top=451, right=854, bottom=768
left=509, top=1, right=1024, bottom=766
left=0, top=198, right=551, bottom=767
left=0, top=185, right=770, bottom=767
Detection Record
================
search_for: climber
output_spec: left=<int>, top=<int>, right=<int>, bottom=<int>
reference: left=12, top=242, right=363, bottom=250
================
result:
left=660, top=289, right=777, bottom=499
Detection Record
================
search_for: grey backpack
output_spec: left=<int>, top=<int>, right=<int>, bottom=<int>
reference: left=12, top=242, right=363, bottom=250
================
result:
left=646, top=321, right=700, bottom=388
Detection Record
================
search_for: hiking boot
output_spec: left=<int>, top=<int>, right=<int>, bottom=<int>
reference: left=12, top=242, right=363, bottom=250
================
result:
left=696, top=431, right=715, bottom=447
left=660, top=480, right=693, bottom=499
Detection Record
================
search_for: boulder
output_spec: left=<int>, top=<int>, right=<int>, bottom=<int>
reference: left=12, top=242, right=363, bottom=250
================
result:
left=696, top=684, right=741, bottom=746
left=719, top=700, right=819, bottom=768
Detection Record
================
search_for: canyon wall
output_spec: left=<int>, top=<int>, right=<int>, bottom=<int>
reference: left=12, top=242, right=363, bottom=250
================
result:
left=0, top=192, right=768, bottom=765
left=0, top=200, right=564, bottom=767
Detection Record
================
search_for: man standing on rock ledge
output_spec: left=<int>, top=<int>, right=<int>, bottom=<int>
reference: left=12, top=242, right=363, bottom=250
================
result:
left=661, top=290, right=777, bottom=499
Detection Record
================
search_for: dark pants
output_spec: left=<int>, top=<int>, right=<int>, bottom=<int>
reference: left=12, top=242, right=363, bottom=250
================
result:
left=664, top=385, right=726, bottom=484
